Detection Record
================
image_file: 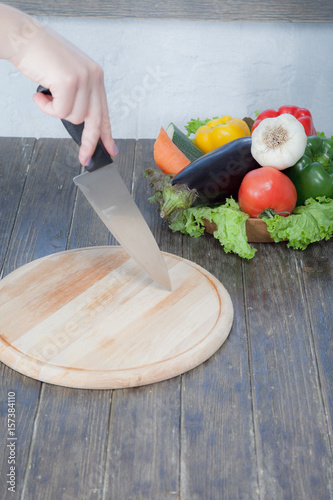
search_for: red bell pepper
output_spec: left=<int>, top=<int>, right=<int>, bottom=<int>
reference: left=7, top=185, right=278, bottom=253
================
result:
left=251, top=105, right=317, bottom=136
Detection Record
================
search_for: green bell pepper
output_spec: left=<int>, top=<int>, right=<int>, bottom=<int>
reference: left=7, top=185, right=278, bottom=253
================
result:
left=286, top=135, right=333, bottom=205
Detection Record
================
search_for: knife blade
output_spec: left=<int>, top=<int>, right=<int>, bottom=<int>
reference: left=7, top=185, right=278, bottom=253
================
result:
left=37, top=86, right=171, bottom=291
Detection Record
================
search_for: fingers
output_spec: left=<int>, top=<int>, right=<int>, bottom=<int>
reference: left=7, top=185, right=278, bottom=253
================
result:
left=32, top=91, right=56, bottom=115
left=79, top=117, right=118, bottom=167
left=99, top=86, right=118, bottom=157
left=33, top=80, right=89, bottom=122
left=78, top=78, right=118, bottom=166
left=100, top=117, right=118, bottom=158
left=78, top=123, right=100, bottom=166
left=32, top=57, right=117, bottom=166
left=32, top=78, right=78, bottom=119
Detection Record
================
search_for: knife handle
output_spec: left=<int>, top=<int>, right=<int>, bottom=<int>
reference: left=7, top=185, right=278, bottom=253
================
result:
left=36, top=85, right=112, bottom=172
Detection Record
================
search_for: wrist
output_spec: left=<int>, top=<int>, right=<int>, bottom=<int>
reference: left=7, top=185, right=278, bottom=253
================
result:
left=0, top=4, right=43, bottom=62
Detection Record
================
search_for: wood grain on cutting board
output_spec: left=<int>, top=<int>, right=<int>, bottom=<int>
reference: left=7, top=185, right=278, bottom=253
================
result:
left=0, top=246, right=233, bottom=389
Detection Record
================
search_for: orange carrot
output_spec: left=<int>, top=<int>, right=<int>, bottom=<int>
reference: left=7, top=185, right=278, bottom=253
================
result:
left=153, top=127, right=191, bottom=175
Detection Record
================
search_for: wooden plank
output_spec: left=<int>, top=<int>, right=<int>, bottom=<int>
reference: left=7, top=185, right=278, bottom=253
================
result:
left=0, top=137, right=80, bottom=499
left=0, top=364, right=41, bottom=500
left=22, top=386, right=111, bottom=500
left=105, top=381, right=181, bottom=500
left=140, top=139, right=259, bottom=498
left=19, top=139, right=137, bottom=499
left=300, top=239, right=333, bottom=436
left=179, top=237, right=259, bottom=499
left=16, top=141, right=131, bottom=498
left=0, top=137, right=40, bottom=500
left=0, top=137, right=35, bottom=274
left=244, top=243, right=333, bottom=499
left=2, top=138, right=81, bottom=275
left=6, top=0, right=333, bottom=22
left=102, top=139, right=181, bottom=498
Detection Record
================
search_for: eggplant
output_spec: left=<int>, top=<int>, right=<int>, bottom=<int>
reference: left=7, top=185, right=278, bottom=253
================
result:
left=171, top=137, right=261, bottom=205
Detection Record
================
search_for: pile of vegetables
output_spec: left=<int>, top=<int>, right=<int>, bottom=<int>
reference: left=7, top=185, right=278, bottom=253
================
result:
left=145, top=106, right=333, bottom=259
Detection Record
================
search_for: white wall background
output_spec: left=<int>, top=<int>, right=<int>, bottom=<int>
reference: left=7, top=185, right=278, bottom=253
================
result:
left=0, top=17, right=333, bottom=139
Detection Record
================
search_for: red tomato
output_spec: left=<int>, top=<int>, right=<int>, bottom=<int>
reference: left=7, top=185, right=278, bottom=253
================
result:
left=238, top=167, right=297, bottom=218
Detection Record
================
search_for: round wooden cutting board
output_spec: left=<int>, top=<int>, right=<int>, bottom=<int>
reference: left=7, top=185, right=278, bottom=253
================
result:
left=0, top=247, right=233, bottom=389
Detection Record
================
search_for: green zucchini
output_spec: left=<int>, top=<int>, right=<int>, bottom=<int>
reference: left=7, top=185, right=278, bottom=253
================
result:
left=166, top=122, right=204, bottom=161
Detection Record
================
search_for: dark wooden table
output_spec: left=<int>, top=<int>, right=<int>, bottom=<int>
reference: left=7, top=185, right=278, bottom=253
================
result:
left=1, top=137, right=332, bottom=500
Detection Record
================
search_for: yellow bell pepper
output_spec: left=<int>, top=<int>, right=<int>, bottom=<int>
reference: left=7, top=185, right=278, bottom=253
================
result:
left=194, top=115, right=251, bottom=153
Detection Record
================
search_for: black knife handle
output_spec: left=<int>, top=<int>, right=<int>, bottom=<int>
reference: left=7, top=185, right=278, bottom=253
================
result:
left=36, top=85, right=112, bottom=172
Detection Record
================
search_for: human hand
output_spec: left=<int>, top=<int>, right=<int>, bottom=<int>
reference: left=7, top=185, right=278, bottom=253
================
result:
left=9, top=17, right=117, bottom=166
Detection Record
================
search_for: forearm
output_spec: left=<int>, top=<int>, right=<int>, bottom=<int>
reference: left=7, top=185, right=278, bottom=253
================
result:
left=0, top=3, right=117, bottom=163
left=0, top=3, right=43, bottom=61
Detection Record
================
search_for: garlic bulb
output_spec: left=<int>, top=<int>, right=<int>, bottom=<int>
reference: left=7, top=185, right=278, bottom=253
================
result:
left=251, top=114, right=307, bottom=170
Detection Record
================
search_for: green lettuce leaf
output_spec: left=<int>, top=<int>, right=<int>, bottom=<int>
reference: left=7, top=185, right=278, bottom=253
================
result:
left=169, top=198, right=256, bottom=259
left=317, top=131, right=333, bottom=140
left=264, top=197, right=333, bottom=249
left=144, top=168, right=173, bottom=208
left=169, top=206, right=213, bottom=238
left=144, top=167, right=198, bottom=218
left=184, top=117, right=218, bottom=137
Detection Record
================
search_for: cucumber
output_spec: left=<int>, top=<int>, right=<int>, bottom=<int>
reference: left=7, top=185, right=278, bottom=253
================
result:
left=166, top=122, right=204, bottom=162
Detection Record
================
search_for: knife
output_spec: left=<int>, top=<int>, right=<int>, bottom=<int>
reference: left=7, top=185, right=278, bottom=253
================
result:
left=36, top=86, right=171, bottom=291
